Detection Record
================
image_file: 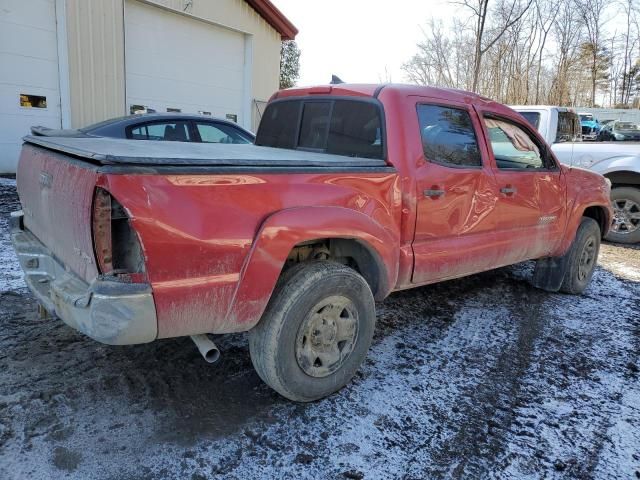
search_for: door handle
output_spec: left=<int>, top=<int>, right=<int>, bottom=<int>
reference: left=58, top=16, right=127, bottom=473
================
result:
left=500, top=186, right=517, bottom=195
left=424, top=189, right=445, bottom=198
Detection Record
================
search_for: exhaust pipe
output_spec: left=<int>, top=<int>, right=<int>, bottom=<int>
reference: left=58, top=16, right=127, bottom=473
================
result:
left=190, top=334, right=221, bottom=363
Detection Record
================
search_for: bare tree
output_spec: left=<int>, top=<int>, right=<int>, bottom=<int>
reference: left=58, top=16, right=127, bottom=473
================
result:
left=402, top=19, right=472, bottom=89
left=404, top=0, right=635, bottom=108
left=453, top=0, right=534, bottom=91
left=575, top=0, right=609, bottom=106
left=533, top=0, right=558, bottom=103
left=548, top=0, right=584, bottom=105
left=609, top=33, right=624, bottom=106
left=619, top=0, right=638, bottom=104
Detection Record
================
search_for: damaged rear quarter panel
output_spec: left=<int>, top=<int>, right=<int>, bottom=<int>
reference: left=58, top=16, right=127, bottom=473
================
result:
left=102, top=171, right=401, bottom=338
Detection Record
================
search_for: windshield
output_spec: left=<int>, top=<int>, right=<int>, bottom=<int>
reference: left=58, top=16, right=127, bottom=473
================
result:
left=579, top=114, right=594, bottom=122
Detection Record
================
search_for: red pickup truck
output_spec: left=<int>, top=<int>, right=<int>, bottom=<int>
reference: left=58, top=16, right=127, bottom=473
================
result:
left=11, top=84, right=612, bottom=401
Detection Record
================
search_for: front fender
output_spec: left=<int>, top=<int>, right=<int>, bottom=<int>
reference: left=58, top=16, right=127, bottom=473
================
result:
left=558, top=167, right=613, bottom=254
left=223, top=206, right=400, bottom=332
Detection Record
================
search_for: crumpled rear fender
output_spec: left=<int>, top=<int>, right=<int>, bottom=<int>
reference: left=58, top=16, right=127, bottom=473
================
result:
left=223, top=206, right=399, bottom=332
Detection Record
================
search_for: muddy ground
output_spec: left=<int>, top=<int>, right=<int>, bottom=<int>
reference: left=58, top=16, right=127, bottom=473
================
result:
left=1, top=177, right=639, bottom=479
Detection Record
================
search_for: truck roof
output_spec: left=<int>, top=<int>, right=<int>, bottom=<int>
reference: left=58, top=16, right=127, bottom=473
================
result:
left=510, top=105, right=577, bottom=113
left=275, top=83, right=512, bottom=113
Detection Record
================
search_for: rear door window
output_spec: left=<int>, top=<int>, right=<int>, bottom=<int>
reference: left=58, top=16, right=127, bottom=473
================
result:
left=417, top=104, right=481, bottom=167
left=256, top=99, right=384, bottom=159
left=128, top=121, right=192, bottom=141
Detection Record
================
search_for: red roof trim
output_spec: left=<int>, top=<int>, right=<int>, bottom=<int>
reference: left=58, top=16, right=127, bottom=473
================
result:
left=244, top=0, right=298, bottom=40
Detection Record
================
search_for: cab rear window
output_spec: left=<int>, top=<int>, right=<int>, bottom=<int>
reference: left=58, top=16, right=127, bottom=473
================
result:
left=556, top=111, right=582, bottom=143
left=256, top=99, right=384, bottom=159
left=519, top=111, right=540, bottom=129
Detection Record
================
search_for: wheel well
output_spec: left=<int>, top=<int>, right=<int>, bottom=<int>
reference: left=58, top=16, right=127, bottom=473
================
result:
left=284, top=238, right=387, bottom=299
left=604, top=170, right=640, bottom=188
left=583, top=206, right=608, bottom=237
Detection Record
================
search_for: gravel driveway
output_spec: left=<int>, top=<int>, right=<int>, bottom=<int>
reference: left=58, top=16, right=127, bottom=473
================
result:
left=1, top=177, right=639, bottom=479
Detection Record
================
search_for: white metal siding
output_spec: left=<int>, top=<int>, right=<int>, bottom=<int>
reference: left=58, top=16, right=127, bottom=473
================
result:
left=124, top=0, right=246, bottom=124
left=0, top=0, right=61, bottom=173
left=145, top=0, right=282, bottom=130
left=65, top=0, right=126, bottom=129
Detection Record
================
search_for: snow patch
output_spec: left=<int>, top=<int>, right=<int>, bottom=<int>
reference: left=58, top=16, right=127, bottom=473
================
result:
left=0, top=177, right=16, bottom=187
left=603, top=261, right=640, bottom=281
left=0, top=221, right=25, bottom=293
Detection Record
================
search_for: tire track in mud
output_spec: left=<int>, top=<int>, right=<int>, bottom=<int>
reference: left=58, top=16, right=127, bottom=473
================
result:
left=489, top=270, right=640, bottom=478
left=421, top=279, right=550, bottom=478
left=197, top=271, right=545, bottom=479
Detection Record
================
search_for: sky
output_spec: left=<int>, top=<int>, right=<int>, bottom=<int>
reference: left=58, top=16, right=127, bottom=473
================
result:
left=271, top=0, right=630, bottom=88
left=271, top=0, right=458, bottom=86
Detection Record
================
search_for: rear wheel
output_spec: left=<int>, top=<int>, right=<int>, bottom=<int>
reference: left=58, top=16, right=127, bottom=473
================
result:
left=560, top=217, right=601, bottom=295
left=249, top=261, right=376, bottom=402
left=606, top=187, right=640, bottom=244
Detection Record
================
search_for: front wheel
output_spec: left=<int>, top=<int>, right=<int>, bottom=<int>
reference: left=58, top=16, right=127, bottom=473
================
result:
left=249, top=261, right=376, bottom=402
left=606, top=187, right=640, bottom=244
left=560, top=217, right=601, bottom=294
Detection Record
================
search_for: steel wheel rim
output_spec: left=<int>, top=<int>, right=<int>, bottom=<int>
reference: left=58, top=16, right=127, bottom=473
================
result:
left=578, top=236, right=597, bottom=281
left=295, top=295, right=359, bottom=378
left=611, top=198, right=640, bottom=234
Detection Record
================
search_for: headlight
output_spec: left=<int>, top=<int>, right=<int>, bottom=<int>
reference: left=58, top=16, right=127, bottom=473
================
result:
left=614, top=133, right=625, bottom=140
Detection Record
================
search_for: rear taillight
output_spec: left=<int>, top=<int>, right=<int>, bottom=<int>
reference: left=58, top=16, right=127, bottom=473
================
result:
left=92, top=188, right=146, bottom=282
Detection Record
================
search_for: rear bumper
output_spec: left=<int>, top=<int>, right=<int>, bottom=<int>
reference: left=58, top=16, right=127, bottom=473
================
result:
left=10, top=212, right=157, bottom=345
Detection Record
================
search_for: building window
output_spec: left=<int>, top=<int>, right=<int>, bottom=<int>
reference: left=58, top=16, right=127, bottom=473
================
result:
left=20, top=94, right=47, bottom=108
left=130, top=105, right=156, bottom=114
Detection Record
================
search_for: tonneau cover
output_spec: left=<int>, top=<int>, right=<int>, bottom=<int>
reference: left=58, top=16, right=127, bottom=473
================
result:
left=23, top=136, right=389, bottom=168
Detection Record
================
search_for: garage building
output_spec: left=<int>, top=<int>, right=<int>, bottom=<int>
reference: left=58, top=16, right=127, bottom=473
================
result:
left=0, top=0, right=297, bottom=173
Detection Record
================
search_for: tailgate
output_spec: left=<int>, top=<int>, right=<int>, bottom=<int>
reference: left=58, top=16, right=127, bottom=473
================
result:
left=17, top=143, right=100, bottom=282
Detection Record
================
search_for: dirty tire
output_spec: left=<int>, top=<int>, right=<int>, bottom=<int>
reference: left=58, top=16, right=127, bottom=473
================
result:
left=605, top=187, right=640, bottom=244
left=560, top=217, right=601, bottom=295
left=249, top=261, right=376, bottom=402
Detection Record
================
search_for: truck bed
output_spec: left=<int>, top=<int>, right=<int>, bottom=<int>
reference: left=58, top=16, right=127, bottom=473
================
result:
left=23, top=136, right=390, bottom=168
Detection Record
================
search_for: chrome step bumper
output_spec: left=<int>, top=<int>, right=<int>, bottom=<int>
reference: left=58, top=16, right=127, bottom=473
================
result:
left=10, top=212, right=157, bottom=345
